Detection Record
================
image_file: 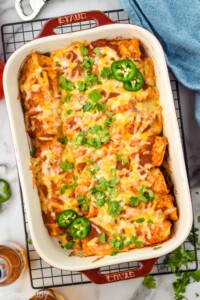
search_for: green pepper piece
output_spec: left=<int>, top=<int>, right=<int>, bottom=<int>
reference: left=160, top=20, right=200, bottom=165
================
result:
left=69, top=217, right=91, bottom=239
left=111, top=59, right=137, bottom=82
left=0, top=179, right=11, bottom=203
left=123, top=70, right=144, bottom=91
left=57, top=210, right=77, bottom=228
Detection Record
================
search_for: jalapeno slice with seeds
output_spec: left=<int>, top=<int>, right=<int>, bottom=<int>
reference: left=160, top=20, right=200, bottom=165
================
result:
left=123, top=70, right=144, bottom=91
left=57, top=210, right=77, bottom=228
left=0, top=179, right=11, bottom=203
left=111, top=59, right=137, bottom=82
left=69, top=217, right=91, bottom=239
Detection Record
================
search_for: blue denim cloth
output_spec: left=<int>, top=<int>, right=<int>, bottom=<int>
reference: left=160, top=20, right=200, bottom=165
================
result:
left=119, top=0, right=200, bottom=125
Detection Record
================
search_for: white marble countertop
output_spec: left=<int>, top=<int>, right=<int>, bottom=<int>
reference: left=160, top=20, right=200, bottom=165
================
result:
left=0, top=0, right=200, bottom=299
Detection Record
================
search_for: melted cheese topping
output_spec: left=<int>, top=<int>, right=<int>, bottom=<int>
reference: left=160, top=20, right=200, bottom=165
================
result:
left=19, top=38, right=178, bottom=256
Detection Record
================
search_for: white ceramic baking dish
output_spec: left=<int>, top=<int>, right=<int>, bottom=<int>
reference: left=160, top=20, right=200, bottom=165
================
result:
left=3, top=10, right=193, bottom=284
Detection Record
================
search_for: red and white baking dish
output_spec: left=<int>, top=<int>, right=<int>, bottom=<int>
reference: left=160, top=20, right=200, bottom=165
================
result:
left=3, top=11, right=193, bottom=284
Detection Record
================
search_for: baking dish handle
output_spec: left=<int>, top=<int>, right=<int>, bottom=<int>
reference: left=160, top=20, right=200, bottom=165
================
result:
left=37, top=10, right=114, bottom=38
left=81, top=258, right=157, bottom=284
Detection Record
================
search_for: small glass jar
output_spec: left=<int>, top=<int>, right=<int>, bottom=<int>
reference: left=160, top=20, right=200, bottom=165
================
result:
left=0, top=241, right=27, bottom=286
left=29, top=288, right=65, bottom=300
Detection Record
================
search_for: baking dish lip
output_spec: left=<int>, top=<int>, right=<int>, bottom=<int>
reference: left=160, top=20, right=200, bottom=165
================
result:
left=3, top=21, right=193, bottom=272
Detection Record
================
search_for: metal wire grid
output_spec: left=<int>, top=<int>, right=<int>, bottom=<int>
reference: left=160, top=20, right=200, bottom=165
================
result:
left=1, top=9, right=198, bottom=289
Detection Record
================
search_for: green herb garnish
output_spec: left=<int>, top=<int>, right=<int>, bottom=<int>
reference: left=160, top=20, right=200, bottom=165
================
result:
left=64, top=109, right=72, bottom=117
left=60, top=76, right=75, bottom=91
left=99, top=233, right=106, bottom=244
left=135, top=217, right=145, bottom=224
left=60, top=160, right=74, bottom=171
left=62, top=94, right=71, bottom=104
left=30, top=145, right=36, bottom=157
left=93, top=47, right=101, bottom=57
left=77, top=81, right=86, bottom=92
left=77, top=195, right=90, bottom=212
left=58, top=136, right=68, bottom=145
left=142, top=275, right=156, bottom=289
left=65, top=241, right=75, bottom=249
left=43, top=52, right=51, bottom=57
left=61, top=183, right=77, bottom=194
left=107, top=200, right=122, bottom=218
left=129, top=185, right=154, bottom=207
left=80, top=45, right=88, bottom=56
left=101, top=67, right=113, bottom=79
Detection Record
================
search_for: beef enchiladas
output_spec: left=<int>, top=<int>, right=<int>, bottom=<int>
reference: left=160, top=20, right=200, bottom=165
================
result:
left=18, top=38, right=178, bottom=256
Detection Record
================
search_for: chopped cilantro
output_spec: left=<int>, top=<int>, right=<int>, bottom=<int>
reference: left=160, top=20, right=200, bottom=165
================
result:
left=93, top=191, right=107, bottom=207
left=122, top=158, right=128, bottom=165
left=62, top=93, right=71, bottom=103
left=77, top=81, right=86, bottom=92
left=55, top=60, right=59, bottom=66
left=129, top=185, right=154, bottom=207
left=77, top=195, right=90, bottom=212
left=109, top=236, right=126, bottom=252
left=96, top=103, right=108, bottom=112
left=191, top=270, right=200, bottom=282
left=82, top=102, right=95, bottom=112
left=80, top=45, right=88, bottom=56
left=60, top=76, right=75, bottom=91
left=136, top=217, right=145, bottom=223
left=93, top=47, right=101, bottom=57
left=43, top=52, right=51, bottom=57
left=101, top=67, right=113, bottom=79
left=72, top=124, right=110, bottom=150
left=109, top=168, right=116, bottom=177
left=127, top=236, right=143, bottom=248
left=60, top=160, right=74, bottom=171
left=81, top=56, right=95, bottom=69
left=103, top=116, right=115, bottom=128
left=61, top=183, right=77, bottom=194
left=99, top=233, right=106, bottom=244
left=86, top=136, right=101, bottom=149
left=84, top=70, right=98, bottom=88
left=90, top=176, right=119, bottom=195
left=153, top=246, right=162, bottom=250
left=107, top=200, right=122, bottom=218
left=88, top=89, right=102, bottom=102
left=139, top=186, right=154, bottom=201
left=58, top=136, right=68, bottom=145
left=142, top=275, right=156, bottom=289
left=129, top=196, right=139, bottom=206
left=65, top=241, right=75, bottom=249
left=30, top=145, right=36, bottom=157
left=110, top=251, right=118, bottom=256
left=72, top=131, right=87, bottom=149
left=167, top=246, right=195, bottom=274
left=64, top=109, right=72, bottom=117
left=147, top=219, right=154, bottom=225
left=116, top=154, right=122, bottom=162
left=93, top=162, right=100, bottom=171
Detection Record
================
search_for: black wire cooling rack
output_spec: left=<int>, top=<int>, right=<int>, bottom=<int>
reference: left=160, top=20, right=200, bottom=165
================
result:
left=1, top=9, right=198, bottom=289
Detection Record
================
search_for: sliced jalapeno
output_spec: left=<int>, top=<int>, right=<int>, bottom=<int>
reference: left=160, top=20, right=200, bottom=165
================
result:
left=69, top=217, right=91, bottom=239
left=123, top=70, right=144, bottom=91
left=57, top=210, right=77, bottom=228
left=111, top=59, right=137, bottom=82
left=0, top=179, right=11, bottom=203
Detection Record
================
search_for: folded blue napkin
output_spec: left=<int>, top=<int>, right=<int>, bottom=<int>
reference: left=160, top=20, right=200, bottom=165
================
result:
left=119, top=0, right=200, bottom=125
